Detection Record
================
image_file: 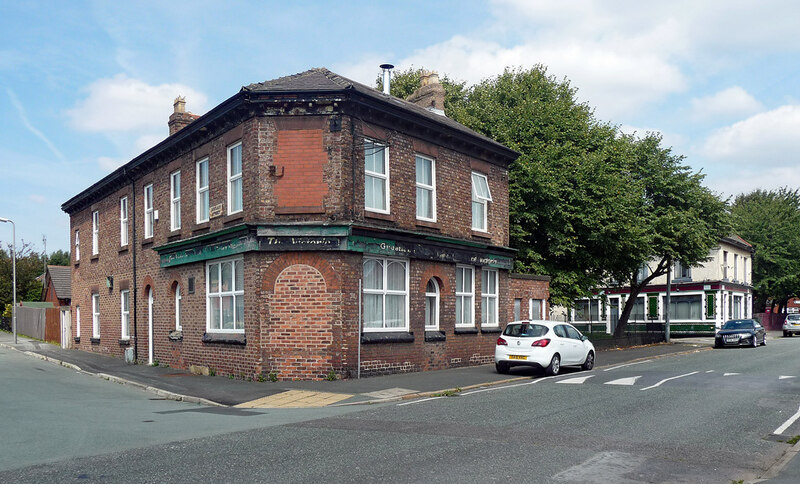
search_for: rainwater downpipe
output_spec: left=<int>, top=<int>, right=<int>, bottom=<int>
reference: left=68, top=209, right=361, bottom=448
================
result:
left=357, top=279, right=362, bottom=379
left=131, top=174, right=139, bottom=362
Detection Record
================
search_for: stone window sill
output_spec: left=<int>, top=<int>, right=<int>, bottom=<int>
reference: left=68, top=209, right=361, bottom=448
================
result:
left=471, top=230, right=492, bottom=239
left=454, top=327, right=479, bottom=334
left=480, top=326, right=502, bottom=333
left=365, top=211, right=395, bottom=222
left=90, top=337, right=101, bottom=345
left=169, top=330, right=183, bottom=341
left=118, top=246, right=129, bottom=255
left=202, top=332, right=246, bottom=345
left=141, top=238, right=154, bottom=248
left=415, top=220, right=440, bottom=231
left=424, top=330, right=446, bottom=342
left=118, top=338, right=131, bottom=346
left=73, top=336, right=80, bottom=343
left=361, top=331, right=414, bottom=344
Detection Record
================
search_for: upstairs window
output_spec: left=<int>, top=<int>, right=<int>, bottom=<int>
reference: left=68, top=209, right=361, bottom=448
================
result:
left=415, top=154, right=436, bottom=221
left=228, top=142, right=243, bottom=214
left=196, top=158, right=209, bottom=223
left=120, top=197, right=128, bottom=246
left=455, top=266, right=474, bottom=327
left=91, top=211, right=99, bottom=255
left=144, top=183, right=154, bottom=239
left=723, top=251, right=729, bottom=280
left=75, top=230, right=80, bottom=261
left=171, top=170, right=181, bottom=231
left=674, top=260, right=691, bottom=280
left=471, top=172, right=492, bottom=231
left=364, top=139, right=389, bottom=213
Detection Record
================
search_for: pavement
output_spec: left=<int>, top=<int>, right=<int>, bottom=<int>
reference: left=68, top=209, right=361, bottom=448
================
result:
left=0, top=330, right=715, bottom=408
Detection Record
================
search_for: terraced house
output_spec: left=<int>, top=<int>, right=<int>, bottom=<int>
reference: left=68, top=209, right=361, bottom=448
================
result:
left=62, top=68, right=549, bottom=380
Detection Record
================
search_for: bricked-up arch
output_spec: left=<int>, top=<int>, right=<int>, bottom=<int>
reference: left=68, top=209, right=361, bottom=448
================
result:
left=418, top=266, right=449, bottom=294
left=262, top=253, right=340, bottom=293
left=267, top=263, right=339, bottom=380
left=142, top=275, right=155, bottom=295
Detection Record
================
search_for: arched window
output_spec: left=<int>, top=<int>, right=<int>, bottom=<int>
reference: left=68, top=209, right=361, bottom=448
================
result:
left=425, top=278, right=439, bottom=330
left=175, top=284, right=182, bottom=331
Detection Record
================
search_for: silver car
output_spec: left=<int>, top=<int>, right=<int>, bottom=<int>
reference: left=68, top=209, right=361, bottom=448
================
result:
left=784, top=314, right=800, bottom=337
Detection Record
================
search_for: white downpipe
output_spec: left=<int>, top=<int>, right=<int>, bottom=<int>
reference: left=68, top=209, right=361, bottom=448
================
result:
left=358, top=279, right=362, bottom=379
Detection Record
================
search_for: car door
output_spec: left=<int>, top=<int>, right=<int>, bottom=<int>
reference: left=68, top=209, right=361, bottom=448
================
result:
left=555, top=325, right=580, bottom=364
left=563, top=325, right=586, bottom=364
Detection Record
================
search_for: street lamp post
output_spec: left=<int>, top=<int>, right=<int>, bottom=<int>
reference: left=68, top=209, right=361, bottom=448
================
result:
left=0, top=217, right=16, bottom=344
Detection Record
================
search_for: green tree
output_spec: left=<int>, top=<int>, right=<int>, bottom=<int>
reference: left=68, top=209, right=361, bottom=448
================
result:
left=48, top=249, right=71, bottom=266
left=730, top=188, right=800, bottom=313
left=612, top=135, right=729, bottom=336
left=0, top=240, right=45, bottom=307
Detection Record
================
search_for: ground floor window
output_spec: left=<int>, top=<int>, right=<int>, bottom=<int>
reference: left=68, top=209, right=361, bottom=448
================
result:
left=733, top=295, right=742, bottom=319
left=513, top=298, right=521, bottom=321
left=529, top=299, right=543, bottom=320
left=455, top=265, right=474, bottom=327
left=120, top=290, right=130, bottom=339
left=574, top=299, right=600, bottom=321
left=481, top=269, right=498, bottom=327
left=206, top=257, right=244, bottom=332
left=662, top=294, right=702, bottom=320
left=630, top=297, right=646, bottom=321
left=92, top=293, right=100, bottom=338
left=425, top=279, right=439, bottom=330
left=363, top=257, right=408, bottom=331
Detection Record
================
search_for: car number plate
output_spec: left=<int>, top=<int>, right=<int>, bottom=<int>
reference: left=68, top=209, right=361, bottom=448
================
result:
left=724, top=335, right=739, bottom=342
left=508, top=355, right=527, bottom=360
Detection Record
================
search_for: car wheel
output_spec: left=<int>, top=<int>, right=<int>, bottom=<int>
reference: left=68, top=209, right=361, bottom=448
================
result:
left=495, top=362, right=509, bottom=374
left=762, top=334, right=767, bottom=346
left=546, top=354, right=561, bottom=376
left=785, top=331, right=790, bottom=337
left=752, top=335, right=758, bottom=348
left=582, top=351, right=595, bottom=371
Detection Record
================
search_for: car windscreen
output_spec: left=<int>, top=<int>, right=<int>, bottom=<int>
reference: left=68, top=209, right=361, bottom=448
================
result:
left=788, top=315, right=800, bottom=321
left=722, top=320, right=754, bottom=330
left=503, top=324, right=549, bottom=338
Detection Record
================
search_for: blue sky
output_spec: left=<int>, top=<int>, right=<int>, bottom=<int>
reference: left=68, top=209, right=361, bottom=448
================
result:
left=2, top=0, right=799, bottom=253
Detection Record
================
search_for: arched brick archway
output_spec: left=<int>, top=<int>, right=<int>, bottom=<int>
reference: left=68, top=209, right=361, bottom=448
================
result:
left=265, top=261, right=340, bottom=380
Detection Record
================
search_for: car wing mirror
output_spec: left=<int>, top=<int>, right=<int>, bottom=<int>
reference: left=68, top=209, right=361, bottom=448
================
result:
left=581, top=335, right=589, bottom=342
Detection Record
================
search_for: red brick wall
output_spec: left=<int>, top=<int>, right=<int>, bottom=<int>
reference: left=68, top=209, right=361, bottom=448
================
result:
left=509, top=275, right=551, bottom=321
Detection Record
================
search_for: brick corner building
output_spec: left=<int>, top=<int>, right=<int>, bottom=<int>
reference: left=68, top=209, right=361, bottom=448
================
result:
left=62, top=68, right=549, bottom=380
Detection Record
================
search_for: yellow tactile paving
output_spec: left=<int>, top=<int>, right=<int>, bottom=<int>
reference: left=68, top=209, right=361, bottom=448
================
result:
left=235, top=390, right=353, bottom=408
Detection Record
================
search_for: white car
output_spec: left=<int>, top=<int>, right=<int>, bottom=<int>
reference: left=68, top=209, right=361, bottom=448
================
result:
left=494, top=320, right=596, bottom=376
left=784, top=314, right=800, bottom=337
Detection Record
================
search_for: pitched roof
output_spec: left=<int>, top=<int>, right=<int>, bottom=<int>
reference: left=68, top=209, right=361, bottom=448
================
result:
left=243, top=68, right=516, bottom=158
left=47, top=265, right=72, bottom=300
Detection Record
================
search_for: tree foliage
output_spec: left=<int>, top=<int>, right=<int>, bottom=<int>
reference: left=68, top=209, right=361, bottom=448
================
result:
left=730, top=188, right=800, bottom=313
left=383, top=66, right=729, bottom=324
left=48, top=249, right=71, bottom=266
left=0, top=240, right=46, bottom=308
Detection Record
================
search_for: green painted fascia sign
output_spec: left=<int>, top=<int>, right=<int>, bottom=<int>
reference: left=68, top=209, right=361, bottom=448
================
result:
left=347, top=235, right=513, bottom=269
left=160, top=236, right=259, bottom=267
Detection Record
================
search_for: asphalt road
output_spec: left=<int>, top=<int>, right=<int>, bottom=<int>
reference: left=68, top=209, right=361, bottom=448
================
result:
left=2, top=337, right=800, bottom=483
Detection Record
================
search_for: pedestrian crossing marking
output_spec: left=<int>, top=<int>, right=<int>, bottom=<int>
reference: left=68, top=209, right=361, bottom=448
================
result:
left=605, top=376, right=641, bottom=386
left=557, top=375, right=595, bottom=384
left=723, top=373, right=740, bottom=376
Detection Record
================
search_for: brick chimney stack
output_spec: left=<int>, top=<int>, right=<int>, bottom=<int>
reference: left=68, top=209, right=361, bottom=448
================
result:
left=168, top=96, right=200, bottom=136
left=406, top=70, right=446, bottom=117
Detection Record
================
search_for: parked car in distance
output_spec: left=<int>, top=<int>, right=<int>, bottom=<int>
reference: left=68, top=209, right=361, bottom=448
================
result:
left=714, top=319, right=766, bottom=348
left=495, top=320, right=595, bottom=376
left=783, top=314, right=800, bottom=337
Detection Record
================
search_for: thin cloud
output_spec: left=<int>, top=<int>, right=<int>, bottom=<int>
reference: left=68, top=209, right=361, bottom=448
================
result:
left=690, top=87, right=763, bottom=121
left=6, top=88, right=66, bottom=163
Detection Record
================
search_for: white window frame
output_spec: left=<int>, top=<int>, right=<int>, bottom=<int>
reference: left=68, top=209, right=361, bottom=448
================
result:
left=175, top=284, right=182, bottom=331
left=75, top=229, right=80, bottom=262
left=415, top=154, right=436, bottom=222
left=144, top=183, right=154, bottom=239
left=364, top=139, right=390, bottom=214
left=227, top=142, right=243, bottom=215
left=529, top=299, right=544, bottom=320
left=471, top=171, right=492, bottom=232
left=481, top=268, right=499, bottom=327
left=170, top=170, right=181, bottom=231
left=120, top=197, right=128, bottom=246
left=424, top=278, right=440, bottom=330
left=455, top=265, right=475, bottom=327
left=362, top=257, right=409, bottom=332
left=92, top=293, right=100, bottom=338
left=206, top=257, right=245, bottom=333
left=196, top=158, right=210, bottom=223
left=91, top=211, right=99, bottom=255
left=120, top=289, right=130, bottom=340
left=76, top=305, right=81, bottom=337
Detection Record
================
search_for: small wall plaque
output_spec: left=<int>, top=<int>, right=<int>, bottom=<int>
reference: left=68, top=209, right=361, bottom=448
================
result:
left=209, top=204, right=223, bottom=219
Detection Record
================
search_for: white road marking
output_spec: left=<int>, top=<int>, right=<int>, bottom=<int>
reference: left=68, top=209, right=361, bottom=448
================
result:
left=723, top=373, right=740, bottom=376
left=605, top=376, right=641, bottom=386
left=397, top=397, right=443, bottom=406
left=706, top=370, right=714, bottom=373
left=640, top=371, right=699, bottom=391
left=603, top=360, right=652, bottom=372
left=774, top=404, right=800, bottom=435
left=557, top=375, right=595, bottom=384
left=402, top=376, right=559, bottom=405
left=779, top=376, right=797, bottom=380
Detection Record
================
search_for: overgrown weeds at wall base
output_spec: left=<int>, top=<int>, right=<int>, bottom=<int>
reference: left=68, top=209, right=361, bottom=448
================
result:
left=208, top=368, right=216, bottom=377
left=325, top=370, right=338, bottom=381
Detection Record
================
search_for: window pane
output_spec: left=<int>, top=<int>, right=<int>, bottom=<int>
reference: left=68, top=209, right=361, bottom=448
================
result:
left=416, top=187, right=432, bottom=219
left=426, top=295, right=435, bottom=327
left=364, top=140, right=376, bottom=173
left=231, top=178, right=243, bottom=212
left=209, top=264, right=219, bottom=293
left=365, top=175, right=385, bottom=211
left=416, top=156, right=431, bottom=185
left=463, top=297, right=473, bottom=324
left=363, top=259, right=383, bottom=290
left=201, top=191, right=209, bottom=220
left=235, top=259, right=244, bottom=291
left=210, top=297, right=221, bottom=329
left=456, top=268, right=463, bottom=293
left=471, top=173, right=491, bottom=200
left=481, top=300, right=488, bottom=325
left=514, top=299, right=521, bottom=321
left=385, top=295, right=405, bottom=328
left=363, top=294, right=383, bottom=329
left=456, top=296, right=463, bottom=324
left=531, top=299, right=542, bottom=319
left=386, top=261, right=405, bottom=291
left=199, top=161, right=208, bottom=187
left=235, top=296, right=244, bottom=329
left=221, top=261, right=233, bottom=292
left=488, top=299, right=496, bottom=324
left=482, top=270, right=489, bottom=293
left=426, top=279, right=436, bottom=293
left=462, top=268, right=472, bottom=292
left=472, top=201, right=485, bottom=230
left=230, top=144, right=242, bottom=175
left=173, top=173, right=181, bottom=198
left=222, top=295, right=234, bottom=329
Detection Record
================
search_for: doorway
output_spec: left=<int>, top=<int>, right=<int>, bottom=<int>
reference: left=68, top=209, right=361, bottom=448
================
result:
left=609, top=297, right=620, bottom=334
left=148, top=288, right=154, bottom=365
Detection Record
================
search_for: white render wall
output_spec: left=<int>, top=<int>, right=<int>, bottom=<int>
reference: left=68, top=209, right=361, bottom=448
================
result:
left=646, top=239, right=752, bottom=285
